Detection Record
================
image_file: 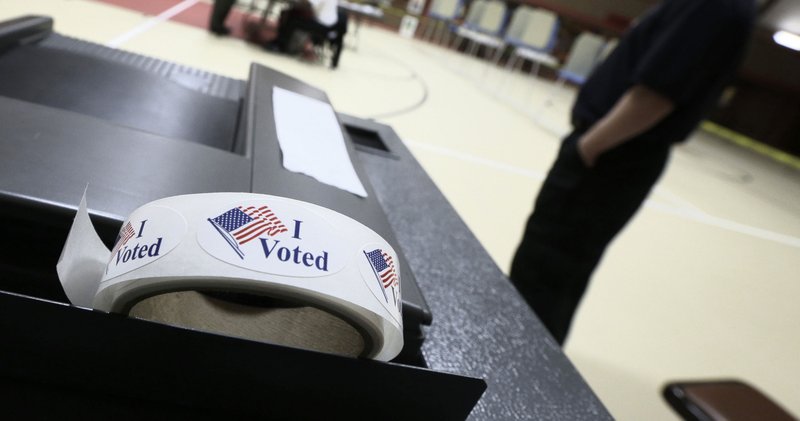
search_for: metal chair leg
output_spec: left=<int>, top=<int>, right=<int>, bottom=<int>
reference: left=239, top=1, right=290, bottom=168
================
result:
left=433, top=21, right=445, bottom=46
left=497, top=51, right=518, bottom=95
left=467, top=40, right=478, bottom=57
left=481, top=45, right=503, bottom=81
left=448, top=34, right=466, bottom=68
left=422, top=18, right=435, bottom=43
left=450, top=32, right=462, bottom=51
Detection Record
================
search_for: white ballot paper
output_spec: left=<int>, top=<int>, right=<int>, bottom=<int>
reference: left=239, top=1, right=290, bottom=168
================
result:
left=272, top=87, right=368, bottom=197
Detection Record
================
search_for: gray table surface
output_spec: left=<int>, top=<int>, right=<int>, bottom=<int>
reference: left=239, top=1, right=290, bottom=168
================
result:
left=344, top=115, right=612, bottom=420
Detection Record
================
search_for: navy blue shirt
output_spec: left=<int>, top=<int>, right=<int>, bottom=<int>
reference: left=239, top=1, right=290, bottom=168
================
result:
left=572, top=0, right=756, bottom=145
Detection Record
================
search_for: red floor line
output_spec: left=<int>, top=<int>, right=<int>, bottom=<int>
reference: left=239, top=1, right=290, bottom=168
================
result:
left=93, top=0, right=183, bottom=17
left=90, top=0, right=256, bottom=41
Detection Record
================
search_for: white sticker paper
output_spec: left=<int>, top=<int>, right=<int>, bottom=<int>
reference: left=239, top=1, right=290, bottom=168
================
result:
left=56, top=192, right=111, bottom=307
left=197, top=199, right=347, bottom=277
left=55, top=192, right=404, bottom=360
left=104, top=206, right=187, bottom=280
left=272, top=87, right=368, bottom=198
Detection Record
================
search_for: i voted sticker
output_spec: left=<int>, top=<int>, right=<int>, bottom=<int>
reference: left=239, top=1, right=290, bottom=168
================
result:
left=197, top=199, right=347, bottom=277
left=104, top=206, right=186, bottom=280
left=358, top=244, right=402, bottom=325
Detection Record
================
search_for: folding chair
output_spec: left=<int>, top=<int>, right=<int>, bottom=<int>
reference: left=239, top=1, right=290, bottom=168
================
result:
left=449, top=0, right=507, bottom=77
left=554, top=31, right=607, bottom=86
left=527, top=31, right=607, bottom=118
left=421, top=0, right=462, bottom=46
left=505, top=7, right=560, bottom=77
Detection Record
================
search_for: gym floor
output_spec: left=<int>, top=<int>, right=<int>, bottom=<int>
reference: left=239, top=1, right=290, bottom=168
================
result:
left=2, top=1, right=798, bottom=419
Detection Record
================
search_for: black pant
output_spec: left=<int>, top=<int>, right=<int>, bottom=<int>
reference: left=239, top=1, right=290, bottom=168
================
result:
left=210, top=0, right=235, bottom=30
left=275, top=8, right=329, bottom=51
left=510, top=131, right=670, bottom=345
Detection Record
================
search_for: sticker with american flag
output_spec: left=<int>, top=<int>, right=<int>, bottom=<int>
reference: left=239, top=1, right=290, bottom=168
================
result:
left=207, top=205, right=288, bottom=259
left=103, top=205, right=186, bottom=281
left=111, top=221, right=136, bottom=255
left=198, top=198, right=347, bottom=278
left=364, top=248, right=400, bottom=310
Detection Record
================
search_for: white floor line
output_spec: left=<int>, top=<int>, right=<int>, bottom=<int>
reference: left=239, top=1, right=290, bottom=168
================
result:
left=645, top=201, right=800, bottom=248
left=651, top=186, right=709, bottom=217
left=106, top=0, right=199, bottom=48
left=406, top=139, right=800, bottom=248
left=415, top=42, right=575, bottom=137
left=405, top=140, right=547, bottom=181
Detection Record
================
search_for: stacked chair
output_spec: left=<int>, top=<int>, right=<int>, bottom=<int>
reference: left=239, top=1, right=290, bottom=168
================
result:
left=503, top=6, right=560, bottom=77
left=531, top=31, right=610, bottom=129
left=419, top=1, right=616, bottom=131
left=555, top=32, right=608, bottom=86
left=449, top=0, right=508, bottom=72
left=422, top=0, right=462, bottom=46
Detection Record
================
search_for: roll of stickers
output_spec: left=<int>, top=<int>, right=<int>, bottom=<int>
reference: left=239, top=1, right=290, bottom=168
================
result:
left=57, top=192, right=403, bottom=361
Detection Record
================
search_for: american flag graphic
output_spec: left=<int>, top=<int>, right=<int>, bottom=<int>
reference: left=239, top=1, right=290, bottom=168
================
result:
left=208, top=205, right=288, bottom=258
left=111, top=222, right=136, bottom=254
left=365, top=249, right=399, bottom=304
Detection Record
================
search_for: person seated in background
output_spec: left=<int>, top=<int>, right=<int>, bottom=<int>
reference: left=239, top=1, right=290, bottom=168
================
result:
left=270, top=0, right=339, bottom=55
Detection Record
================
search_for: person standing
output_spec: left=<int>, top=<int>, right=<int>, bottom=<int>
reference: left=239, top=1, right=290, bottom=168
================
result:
left=510, top=0, right=757, bottom=346
left=209, top=0, right=236, bottom=36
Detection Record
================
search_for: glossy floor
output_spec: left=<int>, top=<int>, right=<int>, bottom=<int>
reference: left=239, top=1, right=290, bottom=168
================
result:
left=2, top=1, right=799, bottom=419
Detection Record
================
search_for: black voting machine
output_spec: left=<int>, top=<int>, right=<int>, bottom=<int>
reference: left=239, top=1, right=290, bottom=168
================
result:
left=0, top=16, right=611, bottom=420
